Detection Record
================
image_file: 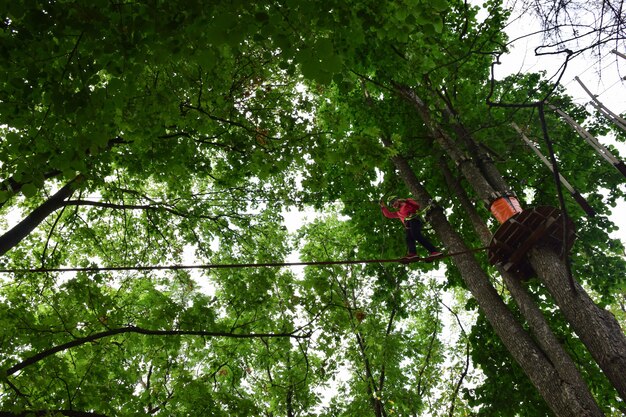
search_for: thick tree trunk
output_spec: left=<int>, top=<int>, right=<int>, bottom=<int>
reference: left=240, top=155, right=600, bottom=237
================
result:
left=385, top=146, right=603, bottom=416
left=500, top=271, right=605, bottom=415
left=530, top=245, right=626, bottom=401
left=0, top=176, right=81, bottom=257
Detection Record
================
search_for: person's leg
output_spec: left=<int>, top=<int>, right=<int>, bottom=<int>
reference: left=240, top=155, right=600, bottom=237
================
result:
left=408, top=218, right=438, bottom=253
left=405, top=225, right=417, bottom=255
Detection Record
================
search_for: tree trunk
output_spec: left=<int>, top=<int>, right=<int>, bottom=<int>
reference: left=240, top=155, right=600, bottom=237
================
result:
left=444, top=166, right=603, bottom=414
left=0, top=169, right=62, bottom=209
left=394, top=84, right=498, bottom=204
left=397, top=83, right=626, bottom=404
left=437, top=89, right=511, bottom=193
left=0, top=176, right=81, bottom=257
left=530, top=245, right=626, bottom=401
left=384, top=142, right=603, bottom=416
left=439, top=158, right=492, bottom=244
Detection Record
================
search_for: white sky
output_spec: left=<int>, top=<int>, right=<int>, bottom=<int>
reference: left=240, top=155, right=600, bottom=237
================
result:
left=492, top=3, right=626, bottom=243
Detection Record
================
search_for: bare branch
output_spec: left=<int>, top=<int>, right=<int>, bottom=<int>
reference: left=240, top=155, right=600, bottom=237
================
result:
left=439, top=300, right=470, bottom=417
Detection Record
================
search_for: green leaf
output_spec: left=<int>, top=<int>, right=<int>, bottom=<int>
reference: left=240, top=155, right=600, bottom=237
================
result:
left=430, top=0, right=448, bottom=12
left=0, top=2, right=623, bottom=416
left=255, top=11, right=269, bottom=22
left=21, top=183, right=38, bottom=198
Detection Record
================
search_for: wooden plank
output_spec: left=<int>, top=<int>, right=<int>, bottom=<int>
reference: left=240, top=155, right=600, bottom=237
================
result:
left=491, top=237, right=516, bottom=254
left=492, top=205, right=576, bottom=269
left=504, top=217, right=557, bottom=270
left=489, top=205, right=576, bottom=267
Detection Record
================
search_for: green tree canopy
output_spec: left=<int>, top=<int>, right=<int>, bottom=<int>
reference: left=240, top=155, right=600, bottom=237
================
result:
left=1, top=1, right=626, bottom=416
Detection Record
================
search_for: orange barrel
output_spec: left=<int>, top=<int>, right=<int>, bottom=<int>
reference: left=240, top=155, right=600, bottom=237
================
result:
left=489, top=195, right=523, bottom=224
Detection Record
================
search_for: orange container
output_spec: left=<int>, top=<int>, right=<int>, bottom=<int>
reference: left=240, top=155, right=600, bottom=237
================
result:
left=490, top=195, right=523, bottom=224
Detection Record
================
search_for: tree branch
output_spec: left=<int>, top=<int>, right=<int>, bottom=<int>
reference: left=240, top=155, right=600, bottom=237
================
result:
left=6, top=326, right=309, bottom=377
left=61, top=199, right=222, bottom=221
left=0, top=176, right=82, bottom=257
left=439, top=300, right=470, bottom=417
left=0, top=411, right=108, bottom=417
left=0, top=170, right=62, bottom=208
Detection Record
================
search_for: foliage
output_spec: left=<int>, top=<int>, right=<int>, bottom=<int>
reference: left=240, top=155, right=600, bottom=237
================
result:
left=1, top=0, right=626, bottom=416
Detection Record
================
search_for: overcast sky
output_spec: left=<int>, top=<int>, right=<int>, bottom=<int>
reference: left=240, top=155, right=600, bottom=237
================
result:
left=496, top=4, right=626, bottom=242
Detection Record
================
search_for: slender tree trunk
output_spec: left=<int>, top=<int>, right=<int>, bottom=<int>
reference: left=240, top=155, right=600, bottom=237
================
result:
left=0, top=176, right=82, bottom=257
left=437, top=91, right=511, bottom=193
left=393, top=83, right=499, bottom=204
left=286, top=353, right=295, bottom=417
left=440, top=158, right=492, bottom=244
left=384, top=142, right=603, bottom=416
left=0, top=170, right=62, bottom=209
left=0, top=138, right=124, bottom=210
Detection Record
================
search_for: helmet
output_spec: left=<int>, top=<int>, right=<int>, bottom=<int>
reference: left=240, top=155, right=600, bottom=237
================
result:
left=388, top=195, right=399, bottom=206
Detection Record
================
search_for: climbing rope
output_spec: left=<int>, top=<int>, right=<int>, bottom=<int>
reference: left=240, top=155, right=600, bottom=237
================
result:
left=0, top=247, right=490, bottom=274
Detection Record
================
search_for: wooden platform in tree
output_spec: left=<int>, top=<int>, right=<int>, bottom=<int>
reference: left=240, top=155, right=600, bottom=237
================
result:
left=488, top=206, right=576, bottom=275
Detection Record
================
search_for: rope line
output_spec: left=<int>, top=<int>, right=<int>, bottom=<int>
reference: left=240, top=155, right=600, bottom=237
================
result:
left=0, top=247, right=490, bottom=274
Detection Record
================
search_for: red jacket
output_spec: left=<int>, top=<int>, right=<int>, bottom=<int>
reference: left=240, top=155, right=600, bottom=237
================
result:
left=381, top=198, right=420, bottom=225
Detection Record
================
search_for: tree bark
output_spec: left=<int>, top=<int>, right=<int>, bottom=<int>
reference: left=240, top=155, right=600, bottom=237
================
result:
left=393, top=84, right=499, bottom=204
left=439, top=158, right=492, bottom=244
left=530, top=245, right=626, bottom=401
left=0, top=176, right=82, bottom=257
left=445, top=168, right=603, bottom=415
left=437, top=89, right=511, bottom=194
left=0, top=169, right=62, bottom=209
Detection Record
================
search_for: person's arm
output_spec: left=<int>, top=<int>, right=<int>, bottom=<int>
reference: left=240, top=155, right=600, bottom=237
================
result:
left=380, top=201, right=400, bottom=219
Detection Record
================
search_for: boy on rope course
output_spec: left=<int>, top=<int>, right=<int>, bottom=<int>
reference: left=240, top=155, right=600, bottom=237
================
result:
left=380, top=196, right=442, bottom=260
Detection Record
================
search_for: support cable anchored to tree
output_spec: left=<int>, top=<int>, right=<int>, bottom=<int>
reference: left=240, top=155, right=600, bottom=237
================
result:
left=575, top=76, right=626, bottom=133
left=0, top=247, right=490, bottom=274
left=547, top=103, right=626, bottom=177
left=512, top=122, right=597, bottom=217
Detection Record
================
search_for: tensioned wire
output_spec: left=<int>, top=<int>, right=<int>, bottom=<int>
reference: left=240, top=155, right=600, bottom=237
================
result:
left=56, top=196, right=384, bottom=204
left=0, top=246, right=490, bottom=274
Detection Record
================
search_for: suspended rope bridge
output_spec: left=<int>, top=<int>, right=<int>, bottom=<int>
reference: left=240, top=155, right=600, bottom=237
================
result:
left=0, top=247, right=489, bottom=274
